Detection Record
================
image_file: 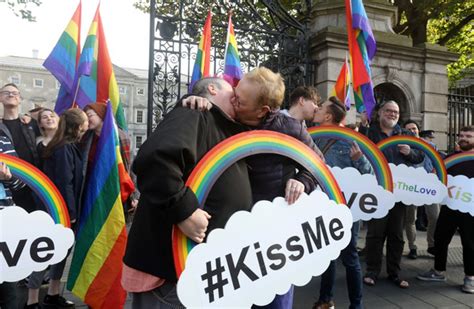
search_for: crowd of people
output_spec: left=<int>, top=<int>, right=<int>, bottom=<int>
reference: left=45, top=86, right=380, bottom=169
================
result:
left=0, top=67, right=473, bottom=309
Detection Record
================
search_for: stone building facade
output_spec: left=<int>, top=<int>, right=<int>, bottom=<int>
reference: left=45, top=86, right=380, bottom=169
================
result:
left=309, top=0, right=457, bottom=150
left=0, top=55, right=147, bottom=158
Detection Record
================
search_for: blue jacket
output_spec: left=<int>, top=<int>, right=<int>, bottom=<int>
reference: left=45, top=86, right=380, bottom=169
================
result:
left=314, top=138, right=373, bottom=174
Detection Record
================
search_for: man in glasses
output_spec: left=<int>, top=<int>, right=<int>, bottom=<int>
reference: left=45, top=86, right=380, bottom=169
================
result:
left=0, top=84, right=41, bottom=213
left=359, top=100, right=424, bottom=289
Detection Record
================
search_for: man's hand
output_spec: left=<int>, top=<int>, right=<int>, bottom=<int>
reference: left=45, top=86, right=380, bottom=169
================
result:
left=350, top=141, right=363, bottom=161
left=177, top=208, right=211, bottom=243
left=0, top=163, right=12, bottom=180
left=127, top=198, right=138, bottom=213
left=285, top=179, right=305, bottom=205
left=182, top=96, right=213, bottom=111
left=20, top=114, right=32, bottom=124
left=397, top=144, right=411, bottom=156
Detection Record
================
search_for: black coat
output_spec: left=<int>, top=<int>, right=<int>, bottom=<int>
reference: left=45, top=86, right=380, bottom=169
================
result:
left=124, top=104, right=253, bottom=282
left=43, top=143, right=84, bottom=222
left=248, top=111, right=320, bottom=203
left=359, top=123, right=424, bottom=166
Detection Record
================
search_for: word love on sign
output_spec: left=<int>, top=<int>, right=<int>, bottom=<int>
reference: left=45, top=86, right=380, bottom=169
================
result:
left=390, top=164, right=447, bottom=206
left=0, top=207, right=74, bottom=283
left=330, top=167, right=395, bottom=221
left=177, top=191, right=353, bottom=307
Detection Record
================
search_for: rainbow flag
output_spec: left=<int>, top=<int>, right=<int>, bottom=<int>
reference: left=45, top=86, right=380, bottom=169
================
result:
left=223, top=12, right=243, bottom=87
left=189, top=10, right=212, bottom=92
left=43, top=1, right=81, bottom=115
left=330, top=55, right=352, bottom=110
left=345, top=0, right=376, bottom=116
left=75, top=4, right=127, bottom=130
left=67, top=103, right=134, bottom=309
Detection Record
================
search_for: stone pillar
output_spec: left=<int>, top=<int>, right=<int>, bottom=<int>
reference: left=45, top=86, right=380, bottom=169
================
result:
left=308, top=0, right=457, bottom=150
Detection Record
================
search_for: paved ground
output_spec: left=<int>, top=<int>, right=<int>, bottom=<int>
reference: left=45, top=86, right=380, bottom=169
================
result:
left=17, top=226, right=474, bottom=308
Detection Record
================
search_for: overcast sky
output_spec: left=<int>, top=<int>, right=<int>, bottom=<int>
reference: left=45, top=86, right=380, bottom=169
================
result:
left=0, top=0, right=150, bottom=69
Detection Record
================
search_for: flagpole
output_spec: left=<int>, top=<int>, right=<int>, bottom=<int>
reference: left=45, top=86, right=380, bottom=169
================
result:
left=72, top=77, right=82, bottom=108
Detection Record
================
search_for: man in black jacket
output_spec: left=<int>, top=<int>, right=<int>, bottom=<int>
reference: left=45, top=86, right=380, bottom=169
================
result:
left=359, top=100, right=424, bottom=289
left=417, top=126, right=474, bottom=294
left=0, top=83, right=41, bottom=213
left=123, top=77, right=253, bottom=308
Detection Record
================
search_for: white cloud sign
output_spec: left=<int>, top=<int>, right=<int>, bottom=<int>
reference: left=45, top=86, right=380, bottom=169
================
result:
left=330, top=166, right=396, bottom=221
left=443, top=174, right=474, bottom=216
left=390, top=163, right=448, bottom=206
left=0, top=206, right=75, bottom=283
left=177, top=191, right=353, bottom=308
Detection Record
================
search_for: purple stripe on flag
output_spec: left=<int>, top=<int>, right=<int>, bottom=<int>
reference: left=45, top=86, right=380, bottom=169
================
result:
left=352, top=14, right=376, bottom=59
left=360, top=82, right=375, bottom=117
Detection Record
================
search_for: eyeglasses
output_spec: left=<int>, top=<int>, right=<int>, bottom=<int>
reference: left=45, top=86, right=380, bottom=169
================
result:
left=382, top=109, right=399, bottom=115
left=0, top=91, right=20, bottom=97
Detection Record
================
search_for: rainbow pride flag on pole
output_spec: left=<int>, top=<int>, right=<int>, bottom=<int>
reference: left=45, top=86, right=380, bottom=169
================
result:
left=75, top=4, right=127, bottom=130
left=43, top=1, right=81, bottom=115
left=189, top=10, right=212, bottom=92
left=67, top=102, right=134, bottom=309
left=330, top=55, right=352, bottom=110
left=223, top=11, right=243, bottom=87
left=345, top=0, right=376, bottom=116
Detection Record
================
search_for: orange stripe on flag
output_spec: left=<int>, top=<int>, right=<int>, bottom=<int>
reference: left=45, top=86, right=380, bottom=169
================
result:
left=84, top=227, right=127, bottom=308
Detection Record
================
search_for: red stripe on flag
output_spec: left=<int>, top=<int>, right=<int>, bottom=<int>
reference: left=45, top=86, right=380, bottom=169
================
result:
left=202, top=10, right=212, bottom=77
left=345, top=0, right=370, bottom=88
left=96, top=12, right=112, bottom=104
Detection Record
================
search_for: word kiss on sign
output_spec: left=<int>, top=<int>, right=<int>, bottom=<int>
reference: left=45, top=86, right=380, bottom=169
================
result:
left=177, top=191, right=353, bottom=307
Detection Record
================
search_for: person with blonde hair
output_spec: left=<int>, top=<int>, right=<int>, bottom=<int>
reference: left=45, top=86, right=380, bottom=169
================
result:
left=183, top=67, right=323, bottom=308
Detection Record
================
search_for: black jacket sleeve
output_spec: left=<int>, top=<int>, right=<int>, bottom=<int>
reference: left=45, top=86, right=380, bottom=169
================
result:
left=132, top=107, right=205, bottom=224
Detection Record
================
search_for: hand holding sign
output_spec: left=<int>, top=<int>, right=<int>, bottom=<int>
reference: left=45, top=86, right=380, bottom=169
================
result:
left=177, top=191, right=352, bottom=307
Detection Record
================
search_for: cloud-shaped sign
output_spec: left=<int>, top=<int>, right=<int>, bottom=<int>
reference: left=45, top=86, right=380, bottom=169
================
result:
left=330, top=166, right=396, bottom=221
left=390, top=164, right=448, bottom=206
left=177, top=191, right=352, bottom=307
left=0, top=207, right=74, bottom=283
left=443, top=175, right=474, bottom=216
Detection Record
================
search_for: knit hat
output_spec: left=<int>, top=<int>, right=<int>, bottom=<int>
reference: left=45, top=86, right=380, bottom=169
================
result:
left=84, top=102, right=107, bottom=120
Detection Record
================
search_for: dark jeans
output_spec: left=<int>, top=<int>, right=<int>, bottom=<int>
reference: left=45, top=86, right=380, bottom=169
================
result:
left=252, top=286, right=294, bottom=309
left=434, top=206, right=474, bottom=275
left=365, top=202, right=406, bottom=278
left=0, top=282, right=17, bottom=309
left=131, top=282, right=184, bottom=309
left=319, top=222, right=363, bottom=309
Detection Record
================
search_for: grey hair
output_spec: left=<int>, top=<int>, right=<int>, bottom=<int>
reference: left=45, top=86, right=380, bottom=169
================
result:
left=191, top=77, right=225, bottom=99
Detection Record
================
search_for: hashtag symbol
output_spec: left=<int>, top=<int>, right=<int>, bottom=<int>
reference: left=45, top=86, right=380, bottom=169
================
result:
left=201, top=257, right=229, bottom=303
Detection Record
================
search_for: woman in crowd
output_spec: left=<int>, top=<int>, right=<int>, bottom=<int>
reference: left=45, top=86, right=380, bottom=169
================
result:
left=24, top=108, right=88, bottom=309
left=36, top=108, right=59, bottom=161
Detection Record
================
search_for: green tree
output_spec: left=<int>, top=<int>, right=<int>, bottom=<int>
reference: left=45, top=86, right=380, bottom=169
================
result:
left=392, top=0, right=473, bottom=84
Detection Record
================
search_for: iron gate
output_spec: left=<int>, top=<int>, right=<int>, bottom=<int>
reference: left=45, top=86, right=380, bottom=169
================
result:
left=146, top=0, right=315, bottom=135
left=448, top=86, right=474, bottom=152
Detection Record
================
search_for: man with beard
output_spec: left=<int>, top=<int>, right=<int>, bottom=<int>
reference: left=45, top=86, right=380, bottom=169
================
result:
left=417, top=126, right=474, bottom=294
left=359, top=101, right=424, bottom=289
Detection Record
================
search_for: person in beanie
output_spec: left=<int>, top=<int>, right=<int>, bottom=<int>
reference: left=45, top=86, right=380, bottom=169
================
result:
left=81, top=103, right=136, bottom=216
